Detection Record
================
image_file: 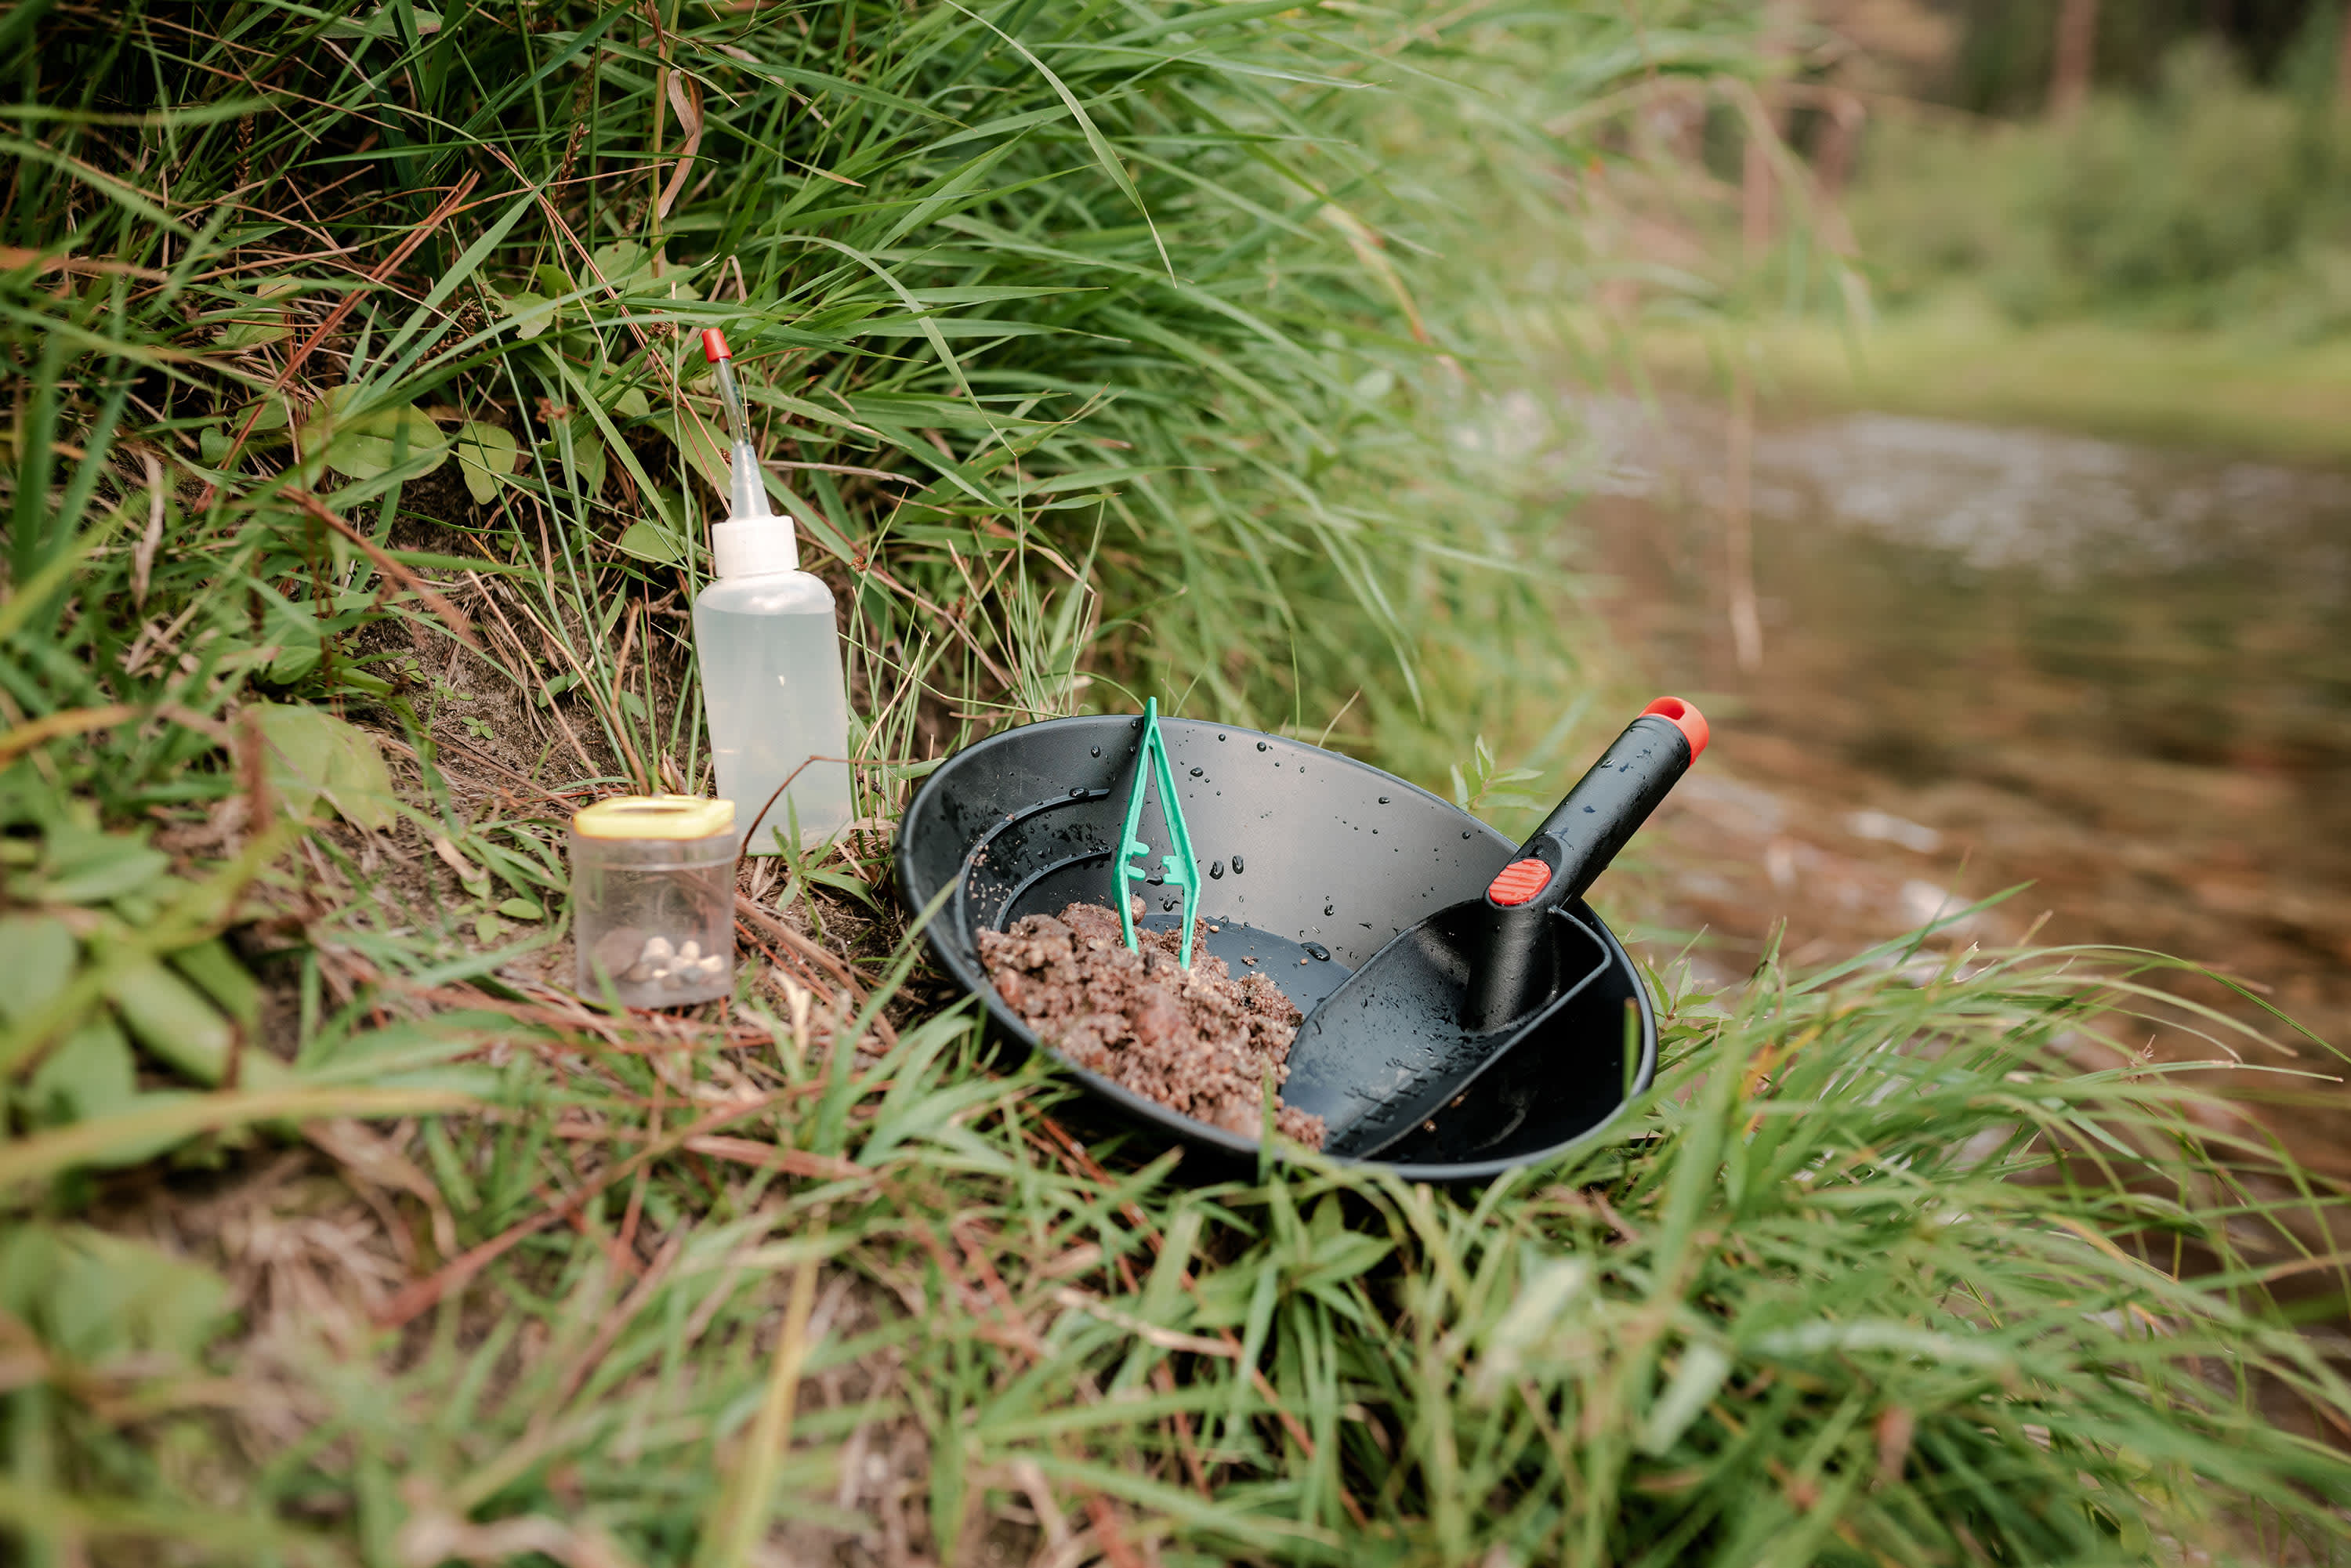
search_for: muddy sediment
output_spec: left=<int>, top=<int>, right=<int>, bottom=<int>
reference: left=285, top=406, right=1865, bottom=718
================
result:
left=978, top=900, right=1325, bottom=1149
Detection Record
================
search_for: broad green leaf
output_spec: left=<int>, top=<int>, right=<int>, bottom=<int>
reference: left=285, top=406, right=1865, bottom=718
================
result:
left=172, top=936, right=260, bottom=1028
left=38, top=825, right=171, bottom=905
left=495, top=896, right=544, bottom=921
left=614, top=520, right=686, bottom=565
left=104, top=958, right=232, bottom=1084
left=0, top=1224, right=230, bottom=1366
left=453, top=421, right=518, bottom=504
left=216, top=320, right=287, bottom=351
left=212, top=279, right=302, bottom=349
left=587, top=240, right=652, bottom=288
left=26, top=1019, right=137, bottom=1125
left=499, top=288, right=558, bottom=339
left=300, top=386, right=449, bottom=482
left=267, top=641, right=321, bottom=684
left=252, top=702, right=402, bottom=831
left=0, top=918, right=78, bottom=1026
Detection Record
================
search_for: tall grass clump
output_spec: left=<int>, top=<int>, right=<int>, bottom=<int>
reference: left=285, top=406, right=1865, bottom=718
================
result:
left=5, top=1, right=2351, bottom=1563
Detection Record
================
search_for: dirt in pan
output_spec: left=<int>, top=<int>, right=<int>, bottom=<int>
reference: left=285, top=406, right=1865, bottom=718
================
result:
left=978, top=900, right=1326, bottom=1150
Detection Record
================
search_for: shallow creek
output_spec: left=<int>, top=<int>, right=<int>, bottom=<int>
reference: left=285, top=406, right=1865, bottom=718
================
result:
left=1573, top=398, right=2351, bottom=1169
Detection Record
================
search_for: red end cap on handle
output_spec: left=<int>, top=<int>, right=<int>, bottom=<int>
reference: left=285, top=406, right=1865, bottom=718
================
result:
left=701, top=328, right=733, bottom=363
left=1641, top=696, right=1708, bottom=761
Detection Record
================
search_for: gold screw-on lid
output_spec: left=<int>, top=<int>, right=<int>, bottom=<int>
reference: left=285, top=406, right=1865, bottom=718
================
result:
left=571, top=795, right=737, bottom=841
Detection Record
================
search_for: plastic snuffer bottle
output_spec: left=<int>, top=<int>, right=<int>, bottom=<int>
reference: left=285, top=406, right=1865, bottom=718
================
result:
left=690, top=328, right=853, bottom=853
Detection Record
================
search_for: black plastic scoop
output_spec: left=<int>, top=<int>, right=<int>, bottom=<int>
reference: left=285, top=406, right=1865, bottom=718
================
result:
left=894, top=708, right=1684, bottom=1182
left=1283, top=697, right=1708, bottom=1157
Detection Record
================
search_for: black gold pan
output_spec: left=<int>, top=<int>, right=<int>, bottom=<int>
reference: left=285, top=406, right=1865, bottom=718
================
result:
left=894, top=701, right=1706, bottom=1183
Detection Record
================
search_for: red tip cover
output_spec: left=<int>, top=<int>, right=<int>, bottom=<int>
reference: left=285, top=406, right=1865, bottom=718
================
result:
left=1640, top=696, right=1708, bottom=761
left=701, top=328, right=732, bottom=363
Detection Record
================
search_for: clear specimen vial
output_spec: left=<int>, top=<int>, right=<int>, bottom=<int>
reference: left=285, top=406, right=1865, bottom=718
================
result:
left=570, top=795, right=738, bottom=1008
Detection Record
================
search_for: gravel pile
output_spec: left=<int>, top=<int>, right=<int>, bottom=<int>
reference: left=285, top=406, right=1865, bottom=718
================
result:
left=979, top=900, right=1325, bottom=1149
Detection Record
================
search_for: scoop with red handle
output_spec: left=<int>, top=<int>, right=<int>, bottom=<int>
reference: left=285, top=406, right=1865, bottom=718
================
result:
left=1281, top=697, right=1708, bottom=1158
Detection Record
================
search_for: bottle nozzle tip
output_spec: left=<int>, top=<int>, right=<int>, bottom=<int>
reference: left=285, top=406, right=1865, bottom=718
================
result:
left=701, top=328, right=732, bottom=363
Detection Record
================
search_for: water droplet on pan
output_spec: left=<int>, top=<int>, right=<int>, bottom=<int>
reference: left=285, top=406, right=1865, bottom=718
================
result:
left=1256, top=741, right=1268, bottom=751
left=1378, top=795, right=1390, bottom=804
left=1190, top=766, right=1203, bottom=778
left=1090, top=745, right=1102, bottom=758
left=1068, top=787, right=1086, bottom=798
left=1302, top=942, right=1330, bottom=961
left=1323, top=904, right=1335, bottom=916
left=1230, top=855, right=1244, bottom=874
left=1209, top=860, right=1224, bottom=878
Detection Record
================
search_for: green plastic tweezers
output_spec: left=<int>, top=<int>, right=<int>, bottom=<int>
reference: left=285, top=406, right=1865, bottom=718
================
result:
left=1114, top=697, right=1200, bottom=968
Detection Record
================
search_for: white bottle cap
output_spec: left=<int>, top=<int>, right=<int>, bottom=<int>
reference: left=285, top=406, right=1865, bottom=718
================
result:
left=711, top=436, right=799, bottom=578
left=712, top=514, right=799, bottom=578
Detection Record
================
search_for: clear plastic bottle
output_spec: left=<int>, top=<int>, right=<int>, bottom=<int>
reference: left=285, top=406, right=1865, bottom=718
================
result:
left=690, top=329, right=854, bottom=853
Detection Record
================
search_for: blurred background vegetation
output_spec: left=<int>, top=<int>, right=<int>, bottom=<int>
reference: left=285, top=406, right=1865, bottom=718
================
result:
left=1855, top=2, right=2351, bottom=336
left=1602, top=0, right=2351, bottom=453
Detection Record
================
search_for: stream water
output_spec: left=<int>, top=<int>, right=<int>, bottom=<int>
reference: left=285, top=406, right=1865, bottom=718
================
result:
left=1573, top=397, right=2351, bottom=1166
